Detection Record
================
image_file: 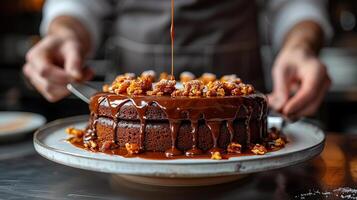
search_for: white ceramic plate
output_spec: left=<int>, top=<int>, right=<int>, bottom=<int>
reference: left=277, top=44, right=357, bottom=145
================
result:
left=34, top=115, right=324, bottom=179
left=0, top=111, right=46, bottom=141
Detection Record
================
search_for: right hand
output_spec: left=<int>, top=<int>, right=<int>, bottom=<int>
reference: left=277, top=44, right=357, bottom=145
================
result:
left=23, top=35, right=93, bottom=102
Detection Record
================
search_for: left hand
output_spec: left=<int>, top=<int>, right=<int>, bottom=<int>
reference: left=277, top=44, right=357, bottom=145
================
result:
left=268, top=45, right=331, bottom=119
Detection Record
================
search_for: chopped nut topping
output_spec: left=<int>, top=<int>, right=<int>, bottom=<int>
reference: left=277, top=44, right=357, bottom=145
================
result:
left=199, top=73, right=216, bottom=84
left=66, top=127, right=84, bottom=137
left=223, top=82, right=255, bottom=96
left=125, top=143, right=140, bottom=154
left=147, top=79, right=176, bottom=96
left=205, top=81, right=225, bottom=97
left=227, top=142, right=242, bottom=153
left=102, top=84, right=110, bottom=92
left=107, top=73, right=136, bottom=94
left=221, top=75, right=242, bottom=84
left=127, top=77, right=153, bottom=95
left=251, top=144, right=268, bottom=155
left=211, top=151, right=222, bottom=160
left=180, top=71, right=195, bottom=83
left=172, top=80, right=205, bottom=97
left=141, top=70, right=156, bottom=82
left=159, top=72, right=174, bottom=80
left=274, top=138, right=285, bottom=147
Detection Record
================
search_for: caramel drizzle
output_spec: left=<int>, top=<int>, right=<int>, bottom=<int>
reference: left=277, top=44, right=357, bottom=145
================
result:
left=170, top=0, right=175, bottom=79
left=90, top=93, right=266, bottom=158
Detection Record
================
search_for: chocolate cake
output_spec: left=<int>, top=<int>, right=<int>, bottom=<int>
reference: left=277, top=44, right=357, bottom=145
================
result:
left=75, top=72, right=271, bottom=158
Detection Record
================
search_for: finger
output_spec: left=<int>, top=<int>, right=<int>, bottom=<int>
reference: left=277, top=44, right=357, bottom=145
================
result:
left=269, top=62, right=290, bottom=111
left=62, top=42, right=84, bottom=80
left=292, top=78, right=331, bottom=118
left=282, top=63, right=324, bottom=116
left=27, top=48, right=71, bottom=84
left=24, top=63, right=69, bottom=102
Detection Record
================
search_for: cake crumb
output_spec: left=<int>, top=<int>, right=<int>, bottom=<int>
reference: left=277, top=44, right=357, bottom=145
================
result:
left=274, top=138, right=285, bottom=147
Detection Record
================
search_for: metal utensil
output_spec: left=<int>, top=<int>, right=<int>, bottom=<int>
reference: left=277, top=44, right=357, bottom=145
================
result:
left=67, top=82, right=101, bottom=104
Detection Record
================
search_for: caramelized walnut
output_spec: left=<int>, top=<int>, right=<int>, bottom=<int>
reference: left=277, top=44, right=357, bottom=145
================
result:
left=172, top=80, right=205, bottom=97
left=274, top=138, right=285, bottom=147
left=66, top=127, right=84, bottom=137
left=199, top=73, right=216, bottom=84
left=109, top=73, right=136, bottom=94
left=180, top=71, right=195, bottom=83
left=221, top=74, right=242, bottom=84
left=125, top=143, right=140, bottom=154
left=84, top=140, right=98, bottom=150
left=223, top=82, right=255, bottom=96
left=127, top=77, right=153, bottom=95
left=159, top=72, right=174, bottom=80
left=141, top=70, right=156, bottom=82
left=211, top=151, right=222, bottom=160
left=147, top=79, right=176, bottom=96
left=102, top=84, right=110, bottom=92
left=205, top=81, right=225, bottom=97
left=227, top=142, right=242, bottom=153
left=251, top=144, right=268, bottom=155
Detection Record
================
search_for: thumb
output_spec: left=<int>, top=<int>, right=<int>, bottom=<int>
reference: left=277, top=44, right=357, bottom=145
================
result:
left=62, top=42, right=84, bottom=81
left=268, top=63, right=290, bottom=112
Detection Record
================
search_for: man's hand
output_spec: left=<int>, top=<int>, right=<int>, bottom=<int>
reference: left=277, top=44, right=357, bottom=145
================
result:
left=23, top=16, right=93, bottom=102
left=268, top=21, right=331, bottom=119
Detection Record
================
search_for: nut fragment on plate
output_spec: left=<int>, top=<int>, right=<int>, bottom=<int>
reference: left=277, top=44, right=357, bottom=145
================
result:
left=251, top=144, right=268, bottom=155
left=66, top=127, right=84, bottom=137
left=84, top=140, right=97, bottom=150
left=141, top=70, right=156, bottom=82
left=147, top=79, right=176, bottom=96
left=274, top=138, right=285, bottom=147
left=172, top=80, right=205, bottom=97
left=127, top=77, right=153, bottom=95
left=211, top=151, right=222, bottom=160
left=227, top=142, right=242, bottom=153
left=205, top=81, right=225, bottom=97
left=199, top=73, right=216, bottom=84
left=125, top=143, right=140, bottom=154
left=180, top=71, right=195, bottom=83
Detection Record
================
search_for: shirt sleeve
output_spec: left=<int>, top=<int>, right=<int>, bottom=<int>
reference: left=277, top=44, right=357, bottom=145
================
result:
left=40, top=0, right=112, bottom=53
left=269, top=0, right=333, bottom=51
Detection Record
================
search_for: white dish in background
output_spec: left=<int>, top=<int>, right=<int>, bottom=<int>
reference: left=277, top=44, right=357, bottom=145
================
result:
left=0, top=111, right=46, bottom=141
left=34, top=115, right=324, bottom=186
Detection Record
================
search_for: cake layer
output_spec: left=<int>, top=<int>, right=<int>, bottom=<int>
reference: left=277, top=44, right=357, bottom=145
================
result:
left=94, top=116, right=266, bottom=152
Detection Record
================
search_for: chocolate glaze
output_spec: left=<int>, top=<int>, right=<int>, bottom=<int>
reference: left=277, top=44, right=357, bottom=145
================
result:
left=86, top=92, right=268, bottom=158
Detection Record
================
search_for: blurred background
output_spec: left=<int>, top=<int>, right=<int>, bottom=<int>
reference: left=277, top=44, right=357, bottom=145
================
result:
left=0, top=0, right=356, bottom=133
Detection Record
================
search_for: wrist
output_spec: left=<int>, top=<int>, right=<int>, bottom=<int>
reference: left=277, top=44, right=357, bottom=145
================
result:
left=282, top=21, right=324, bottom=55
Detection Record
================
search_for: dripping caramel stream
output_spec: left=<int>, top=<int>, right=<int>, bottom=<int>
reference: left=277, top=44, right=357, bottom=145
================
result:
left=170, top=0, right=175, bottom=79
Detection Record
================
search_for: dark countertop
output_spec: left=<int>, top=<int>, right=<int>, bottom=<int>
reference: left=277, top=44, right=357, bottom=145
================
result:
left=0, top=133, right=356, bottom=200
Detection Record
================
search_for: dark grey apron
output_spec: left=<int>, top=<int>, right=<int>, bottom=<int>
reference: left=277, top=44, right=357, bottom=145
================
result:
left=106, top=0, right=265, bottom=91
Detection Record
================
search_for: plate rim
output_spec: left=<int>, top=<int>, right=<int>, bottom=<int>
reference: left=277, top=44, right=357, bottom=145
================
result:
left=33, top=115, right=325, bottom=166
